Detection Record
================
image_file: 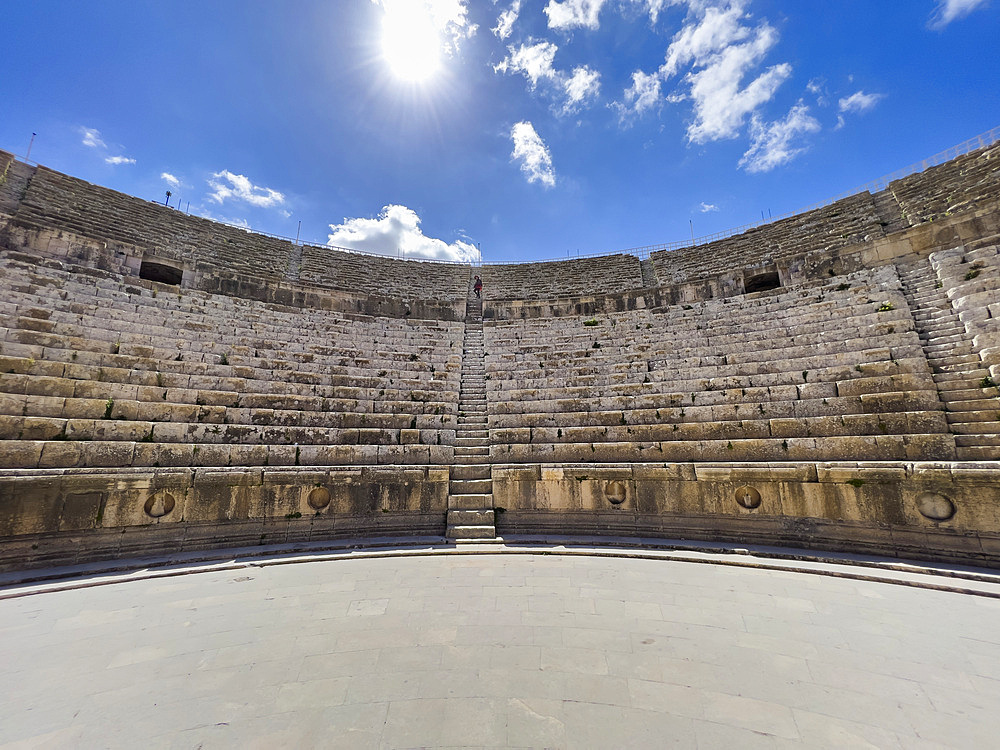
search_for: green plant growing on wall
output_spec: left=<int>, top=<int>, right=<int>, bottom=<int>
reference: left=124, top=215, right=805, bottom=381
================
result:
left=220, top=353, right=229, bottom=365
left=877, top=301, right=895, bottom=312
left=103, top=398, right=114, bottom=420
left=583, top=318, right=599, bottom=326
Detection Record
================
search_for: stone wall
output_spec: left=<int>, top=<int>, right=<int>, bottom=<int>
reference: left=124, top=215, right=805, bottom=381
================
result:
left=0, top=465, right=449, bottom=570
left=492, top=462, right=1000, bottom=566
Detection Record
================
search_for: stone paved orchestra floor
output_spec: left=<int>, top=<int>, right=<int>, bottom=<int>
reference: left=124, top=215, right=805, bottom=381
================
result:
left=2, top=539, right=1000, bottom=749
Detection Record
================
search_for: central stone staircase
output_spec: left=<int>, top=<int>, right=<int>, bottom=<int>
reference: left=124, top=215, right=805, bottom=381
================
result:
left=898, top=257, right=1000, bottom=460
left=446, top=280, right=496, bottom=540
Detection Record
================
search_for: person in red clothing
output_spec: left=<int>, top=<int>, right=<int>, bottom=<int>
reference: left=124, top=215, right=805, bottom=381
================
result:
left=473, top=275, right=483, bottom=298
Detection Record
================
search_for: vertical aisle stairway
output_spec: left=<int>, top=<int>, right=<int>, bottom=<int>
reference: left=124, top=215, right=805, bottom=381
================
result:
left=898, top=257, right=1000, bottom=460
left=446, top=280, right=497, bottom=540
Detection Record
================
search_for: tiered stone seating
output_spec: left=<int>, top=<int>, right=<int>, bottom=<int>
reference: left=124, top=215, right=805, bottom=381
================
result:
left=0, top=152, right=33, bottom=216
left=889, top=142, right=1000, bottom=225
left=0, top=253, right=461, bottom=469
left=485, top=266, right=951, bottom=462
left=479, top=255, right=644, bottom=300
left=650, top=193, right=886, bottom=285
left=298, top=246, right=470, bottom=300
left=9, top=166, right=294, bottom=279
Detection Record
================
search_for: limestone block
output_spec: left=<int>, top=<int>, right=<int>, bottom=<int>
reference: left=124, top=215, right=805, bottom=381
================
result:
left=23, top=376, right=75, bottom=398
left=0, top=440, right=43, bottom=469
left=81, top=441, right=136, bottom=468
left=22, top=416, right=68, bottom=440
left=904, top=434, right=956, bottom=461
left=399, top=429, right=420, bottom=444
left=0, top=393, right=26, bottom=417
left=193, top=443, right=231, bottom=466
left=229, top=445, right=267, bottom=466
left=38, top=441, right=83, bottom=468
left=133, top=443, right=194, bottom=467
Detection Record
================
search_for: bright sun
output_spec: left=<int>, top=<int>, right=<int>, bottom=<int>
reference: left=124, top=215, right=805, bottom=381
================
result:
left=382, top=5, right=441, bottom=82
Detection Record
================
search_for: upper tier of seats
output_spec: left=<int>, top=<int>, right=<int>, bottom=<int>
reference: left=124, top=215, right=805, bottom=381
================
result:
left=650, top=193, right=887, bottom=286
left=0, top=252, right=461, bottom=469
left=480, top=255, right=645, bottom=299
left=889, top=142, right=1000, bottom=225
left=484, top=265, right=952, bottom=462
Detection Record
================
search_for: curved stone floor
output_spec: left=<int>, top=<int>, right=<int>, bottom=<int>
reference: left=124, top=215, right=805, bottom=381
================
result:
left=2, top=542, right=1000, bottom=749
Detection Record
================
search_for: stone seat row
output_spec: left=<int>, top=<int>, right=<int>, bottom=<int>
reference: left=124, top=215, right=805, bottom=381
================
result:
left=2, top=439, right=453, bottom=470
left=489, top=334, right=922, bottom=381
left=487, top=387, right=942, bottom=425
left=0, top=329, right=459, bottom=396
left=478, top=255, right=643, bottom=300
left=490, top=433, right=951, bottom=463
left=494, top=315, right=907, bottom=357
left=0, top=366, right=457, bottom=418
left=489, top=349, right=927, bottom=397
left=1, top=315, right=462, bottom=376
left=489, top=410, right=946, bottom=445
left=0, top=390, right=454, bottom=430
left=0, top=413, right=454, bottom=448
left=2, top=261, right=464, bottom=350
left=3, top=255, right=467, bottom=342
left=0, top=343, right=458, bottom=400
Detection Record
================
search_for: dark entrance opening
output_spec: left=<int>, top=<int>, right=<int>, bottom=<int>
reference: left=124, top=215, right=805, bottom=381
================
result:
left=139, top=260, right=183, bottom=286
left=744, top=271, right=781, bottom=294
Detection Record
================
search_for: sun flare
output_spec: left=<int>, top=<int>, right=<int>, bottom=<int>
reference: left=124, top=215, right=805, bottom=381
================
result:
left=381, top=5, right=441, bottom=82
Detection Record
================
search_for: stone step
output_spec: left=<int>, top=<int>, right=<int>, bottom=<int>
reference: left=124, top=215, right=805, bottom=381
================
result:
left=955, top=434, right=1000, bottom=446
left=956, top=446, right=1000, bottom=460
left=946, top=398, right=1000, bottom=412
left=933, top=361, right=986, bottom=374
left=447, top=508, right=495, bottom=525
left=947, top=420, right=1000, bottom=433
left=454, top=445, right=489, bottom=456
left=454, top=437, right=489, bottom=447
left=449, top=493, right=492, bottom=509
left=445, top=524, right=497, bottom=540
left=933, top=369, right=991, bottom=385
left=452, top=464, right=491, bottom=480
left=945, top=386, right=1000, bottom=401
left=451, top=478, right=492, bottom=494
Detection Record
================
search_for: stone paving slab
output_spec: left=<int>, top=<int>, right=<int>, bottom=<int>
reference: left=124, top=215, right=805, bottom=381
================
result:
left=2, top=544, right=1000, bottom=748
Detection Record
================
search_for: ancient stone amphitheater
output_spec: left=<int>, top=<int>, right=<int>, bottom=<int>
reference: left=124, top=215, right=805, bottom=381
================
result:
left=1, top=140, right=999, bottom=571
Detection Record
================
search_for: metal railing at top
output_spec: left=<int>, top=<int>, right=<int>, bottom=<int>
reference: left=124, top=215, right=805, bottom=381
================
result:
left=6, top=125, right=999, bottom=267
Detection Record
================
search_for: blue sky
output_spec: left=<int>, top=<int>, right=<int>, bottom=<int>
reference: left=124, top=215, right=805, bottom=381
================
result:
left=2, top=0, right=998, bottom=263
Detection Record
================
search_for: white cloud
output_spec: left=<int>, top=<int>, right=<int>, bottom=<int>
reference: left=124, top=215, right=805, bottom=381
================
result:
left=699, top=202, right=719, bottom=212
left=327, top=205, right=480, bottom=262
left=835, top=89, right=884, bottom=129
left=161, top=172, right=181, bottom=188
left=739, top=102, right=820, bottom=173
left=493, top=0, right=521, bottom=39
left=371, top=0, right=477, bottom=54
left=563, top=66, right=602, bottom=113
left=104, top=155, right=136, bottom=166
left=510, top=121, right=556, bottom=187
left=664, top=4, right=792, bottom=144
left=80, top=127, right=106, bottom=149
left=208, top=170, right=285, bottom=208
left=544, top=0, right=608, bottom=30
left=838, top=90, right=884, bottom=114
left=495, top=40, right=559, bottom=88
left=496, top=40, right=601, bottom=114
left=614, top=69, right=663, bottom=123
left=643, top=0, right=684, bottom=24
left=929, top=0, right=989, bottom=28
